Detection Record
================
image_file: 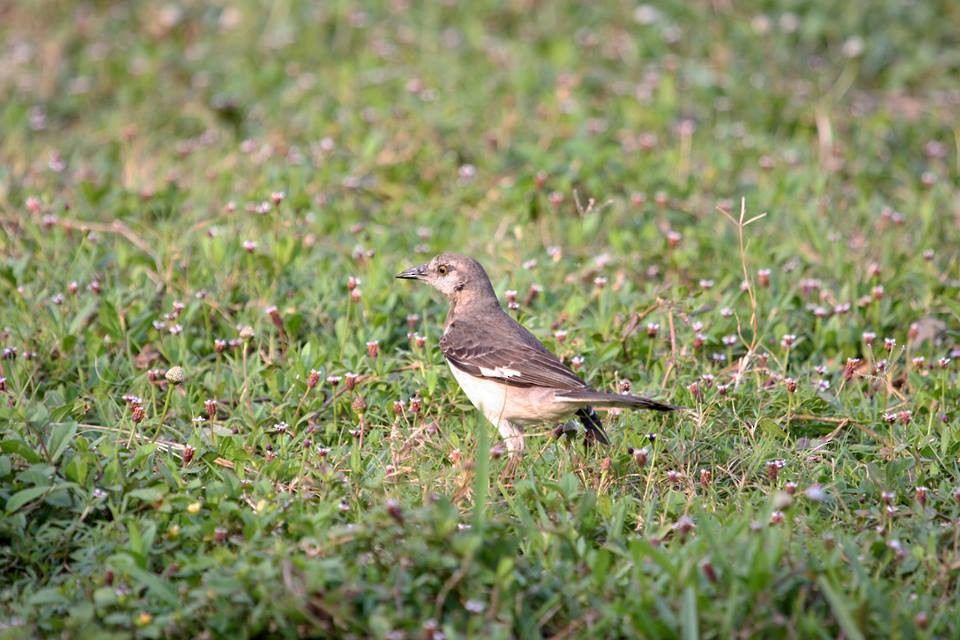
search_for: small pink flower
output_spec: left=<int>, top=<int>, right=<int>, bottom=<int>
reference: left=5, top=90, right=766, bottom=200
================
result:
left=344, top=372, right=359, bottom=389
left=629, top=447, right=648, bottom=466
left=409, top=396, right=422, bottom=414
left=908, top=323, right=920, bottom=341
left=757, top=268, right=771, bottom=288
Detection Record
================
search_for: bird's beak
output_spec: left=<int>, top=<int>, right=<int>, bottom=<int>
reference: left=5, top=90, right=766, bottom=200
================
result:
left=395, top=263, right=427, bottom=280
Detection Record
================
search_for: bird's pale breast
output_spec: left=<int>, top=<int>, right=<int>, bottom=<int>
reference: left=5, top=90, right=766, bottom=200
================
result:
left=447, top=361, right=577, bottom=426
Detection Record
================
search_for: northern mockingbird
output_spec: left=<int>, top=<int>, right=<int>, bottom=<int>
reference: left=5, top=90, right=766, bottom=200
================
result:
left=397, top=253, right=675, bottom=455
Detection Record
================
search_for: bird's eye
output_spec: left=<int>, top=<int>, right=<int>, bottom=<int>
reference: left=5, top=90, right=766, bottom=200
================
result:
left=437, top=265, right=448, bottom=275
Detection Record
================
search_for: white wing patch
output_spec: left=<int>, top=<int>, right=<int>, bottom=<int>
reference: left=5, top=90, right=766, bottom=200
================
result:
left=478, top=365, right=522, bottom=379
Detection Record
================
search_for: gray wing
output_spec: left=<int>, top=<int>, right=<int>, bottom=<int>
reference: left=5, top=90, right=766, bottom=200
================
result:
left=440, top=315, right=587, bottom=390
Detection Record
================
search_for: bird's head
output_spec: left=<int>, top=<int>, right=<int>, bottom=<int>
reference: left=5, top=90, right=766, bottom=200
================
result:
left=396, top=253, right=495, bottom=302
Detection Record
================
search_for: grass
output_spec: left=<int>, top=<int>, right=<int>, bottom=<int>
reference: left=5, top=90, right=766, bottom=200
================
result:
left=1, top=0, right=959, bottom=637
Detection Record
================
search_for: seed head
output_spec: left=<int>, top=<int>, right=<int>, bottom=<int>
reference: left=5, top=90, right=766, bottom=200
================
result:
left=351, top=395, right=367, bottom=415
left=165, top=366, right=185, bottom=385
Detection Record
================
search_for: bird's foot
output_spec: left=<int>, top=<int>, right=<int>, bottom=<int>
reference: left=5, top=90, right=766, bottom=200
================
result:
left=499, top=453, right=522, bottom=483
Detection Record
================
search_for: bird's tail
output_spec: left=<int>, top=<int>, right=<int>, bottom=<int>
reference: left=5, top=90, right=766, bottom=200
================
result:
left=558, top=390, right=677, bottom=412
left=575, top=407, right=609, bottom=445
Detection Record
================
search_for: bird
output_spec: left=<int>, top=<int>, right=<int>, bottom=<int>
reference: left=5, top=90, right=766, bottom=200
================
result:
left=396, top=253, right=675, bottom=456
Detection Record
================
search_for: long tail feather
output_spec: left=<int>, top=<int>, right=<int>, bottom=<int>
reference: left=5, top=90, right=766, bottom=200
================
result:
left=559, top=390, right=677, bottom=412
left=576, top=407, right=609, bottom=445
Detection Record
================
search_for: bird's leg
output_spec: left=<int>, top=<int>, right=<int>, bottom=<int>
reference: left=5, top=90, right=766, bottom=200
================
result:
left=497, top=420, right=525, bottom=457
left=498, top=420, right=524, bottom=482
